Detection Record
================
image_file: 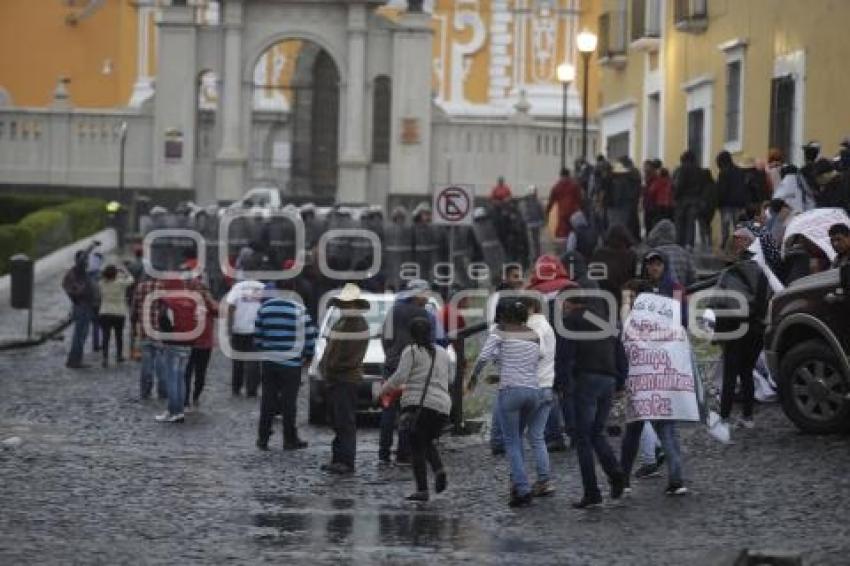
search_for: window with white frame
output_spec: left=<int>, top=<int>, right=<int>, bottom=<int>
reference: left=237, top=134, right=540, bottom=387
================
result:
left=720, top=41, right=746, bottom=152
left=725, top=60, right=741, bottom=144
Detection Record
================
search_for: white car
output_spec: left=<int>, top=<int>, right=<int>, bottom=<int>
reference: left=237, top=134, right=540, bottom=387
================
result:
left=307, top=292, right=455, bottom=424
left=227, top=186, right=282, bottom=211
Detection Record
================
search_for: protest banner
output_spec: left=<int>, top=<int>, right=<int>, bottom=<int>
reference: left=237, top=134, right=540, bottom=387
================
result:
left=782, top=208, right=850, bottom=261
left=623, top=293, right=700, bottom=423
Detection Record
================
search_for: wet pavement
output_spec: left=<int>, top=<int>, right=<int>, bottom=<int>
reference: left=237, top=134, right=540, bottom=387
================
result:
left=2, top=320, right=850, bottom=565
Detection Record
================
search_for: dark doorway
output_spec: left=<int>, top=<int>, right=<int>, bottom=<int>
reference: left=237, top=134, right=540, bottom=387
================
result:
left=310, top=51, right=340, bottom=197
left=769, top=75, right=795, bottom=162
left=251, top=40, right=340, bottom=201
left=606, top=131, right=630, bottom=160
left=687, top=108, right=705, bottom=166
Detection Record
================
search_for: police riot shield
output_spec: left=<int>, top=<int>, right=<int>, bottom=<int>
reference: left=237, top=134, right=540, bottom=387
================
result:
left=412, top=222, right=438, bottom=281
left=382, top=221, right=413, bottom=292
left=265, top=215, right=297, bottom=268
left=324, top=212, right=355, bottom=275
left=472, top=217, right=507, bottom=286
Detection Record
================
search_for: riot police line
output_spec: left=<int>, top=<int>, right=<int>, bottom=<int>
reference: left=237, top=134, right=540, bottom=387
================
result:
left=138, top=202, right=518, bottom=299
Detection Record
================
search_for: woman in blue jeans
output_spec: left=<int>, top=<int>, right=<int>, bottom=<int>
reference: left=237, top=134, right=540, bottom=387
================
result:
left=470, top=300, right=545, bottom=507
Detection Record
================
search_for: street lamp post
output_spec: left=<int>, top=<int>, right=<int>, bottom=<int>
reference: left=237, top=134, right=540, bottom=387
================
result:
left=556, top=63, right=576, bottom=172
left=118, top=121, right=128, bottom=246
left=576, top=29, right=598, bottom=162
left=118, top=121, right=128, bottom=203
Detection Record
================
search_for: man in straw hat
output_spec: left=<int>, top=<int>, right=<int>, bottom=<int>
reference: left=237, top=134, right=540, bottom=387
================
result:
left=320, top=284, right=371, bottom=475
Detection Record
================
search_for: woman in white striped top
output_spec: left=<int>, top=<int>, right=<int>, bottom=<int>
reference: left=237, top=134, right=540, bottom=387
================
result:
left=470, top=300, right=543, bottom=507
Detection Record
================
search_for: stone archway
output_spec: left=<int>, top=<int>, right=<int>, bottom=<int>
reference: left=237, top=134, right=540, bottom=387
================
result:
left=249, top=39, right=340, bottom=201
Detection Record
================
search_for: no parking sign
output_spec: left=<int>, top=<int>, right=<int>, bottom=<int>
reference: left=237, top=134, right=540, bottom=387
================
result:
left=432, top=184, right=473, bottom=226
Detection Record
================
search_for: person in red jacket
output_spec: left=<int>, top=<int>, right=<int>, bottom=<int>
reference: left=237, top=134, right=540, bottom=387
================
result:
left=184, top=283, right=218, bottom=411
left=546, top=168, right=582, bottom=239
left=490, top=176, right=513, bottom=202
left=644, top=160, right=674, bottom=232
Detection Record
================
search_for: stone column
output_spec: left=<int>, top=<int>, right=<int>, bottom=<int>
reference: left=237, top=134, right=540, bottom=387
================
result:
left=389, top=11, right=433, bottom=198
left=129, top=2, right=155, bottom=108
left=48, top=77, right=72, bottom=185
left=152, top=3, right=197, bottom=190
left=214, top=0, right=246, bottom=203
left=337, top=2, right=369, bottom=204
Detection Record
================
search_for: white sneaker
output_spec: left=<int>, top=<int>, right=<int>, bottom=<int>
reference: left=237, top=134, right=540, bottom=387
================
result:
left=183, top=405, right=194, bottom=415
left=155, top=412, right=185, bottom=423
left=736, top=417, right=755, bottom=430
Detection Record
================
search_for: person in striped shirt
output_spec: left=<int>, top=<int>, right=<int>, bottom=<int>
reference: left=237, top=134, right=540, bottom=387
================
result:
left=254, top=279, right=317, bottom=451
left=470, top=300, right=543, bottom=507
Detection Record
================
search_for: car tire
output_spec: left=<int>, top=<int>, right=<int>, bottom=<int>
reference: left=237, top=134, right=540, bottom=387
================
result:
left=778, top=340, right=850, bottom=434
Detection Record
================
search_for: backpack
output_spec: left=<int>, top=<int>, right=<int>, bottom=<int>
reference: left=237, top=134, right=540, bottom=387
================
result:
left=62, top=269, right=87, bottom=302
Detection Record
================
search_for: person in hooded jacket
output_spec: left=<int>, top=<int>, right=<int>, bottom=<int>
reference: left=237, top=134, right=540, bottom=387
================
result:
left=673, top=150, right=706, bottom=249
left=556, top=293, right=628, bottom=508
left=555, top=250, right=605, bottom=448
left=524, top=255, right=578, bottom=452
left=710, top=227, right=772, bottom=433
left=565, top=210, right=599, bottom=261
left=716, top=151, right=749, bottom=248
left=646, top=219, right=697, bottom=288
left=62, top=246, right=99, bottom=369
left=605, top=157, right=642, bottom=242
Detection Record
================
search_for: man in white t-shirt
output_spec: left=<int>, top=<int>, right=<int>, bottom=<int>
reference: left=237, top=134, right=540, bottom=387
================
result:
left=226, top=279, right=265, bottom=396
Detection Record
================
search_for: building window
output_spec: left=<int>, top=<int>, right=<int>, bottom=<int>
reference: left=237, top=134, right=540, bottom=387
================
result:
left=372, top=76, right=391, bottom=163
left=599, top=8, right=627, bottom=60
left=674, top=0, right=708, bottom=32
left=724, top=60, right=742, bottom=145
left=769, top=75, right=795, bottom=165
left=631, top=0, right=661, bottom=42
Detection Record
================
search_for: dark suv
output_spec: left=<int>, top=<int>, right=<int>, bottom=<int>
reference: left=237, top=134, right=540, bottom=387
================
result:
left=764, top=264, right=850, bottom=433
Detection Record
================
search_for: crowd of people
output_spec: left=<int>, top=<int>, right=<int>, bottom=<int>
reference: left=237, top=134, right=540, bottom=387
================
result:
left=58, top=137, right=850, bottom=507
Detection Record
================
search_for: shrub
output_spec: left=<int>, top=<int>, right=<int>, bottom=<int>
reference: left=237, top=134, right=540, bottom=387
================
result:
left=18, top=209, right=73, bottom=258
left=0, top=194, right=69, bottom=224
left=0, top=224, right=35, bottom=274
left=52, top=199, right=107, bottom=240
left=0, top=197, right=106, bottom=275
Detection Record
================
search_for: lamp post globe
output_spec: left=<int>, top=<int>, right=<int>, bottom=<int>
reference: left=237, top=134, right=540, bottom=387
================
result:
left=557, top=62, right=576, bottom=84
left=576, top=28, right=598, bottom=54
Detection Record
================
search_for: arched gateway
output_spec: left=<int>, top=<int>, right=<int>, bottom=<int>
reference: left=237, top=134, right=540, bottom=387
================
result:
left=153, top=0, right=432, bottom=206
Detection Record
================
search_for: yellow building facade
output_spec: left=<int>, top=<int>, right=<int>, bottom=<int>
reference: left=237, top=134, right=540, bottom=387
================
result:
left=0, top=1, right=599, bottom=119
left=594, top=0, right=850, bottom=169
left=0, top=0, right=146, bottom=108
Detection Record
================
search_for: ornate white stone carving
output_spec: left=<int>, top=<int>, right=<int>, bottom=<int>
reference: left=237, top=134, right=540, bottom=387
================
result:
left=448, top=2, right=486, bottom=107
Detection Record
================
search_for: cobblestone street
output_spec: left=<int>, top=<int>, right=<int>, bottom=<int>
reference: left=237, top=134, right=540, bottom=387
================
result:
left=1, top=318, right=849, bottom=566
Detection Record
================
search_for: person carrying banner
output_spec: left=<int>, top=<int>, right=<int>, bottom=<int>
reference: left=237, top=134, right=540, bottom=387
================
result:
left=620, top=252, right=690, bottom=496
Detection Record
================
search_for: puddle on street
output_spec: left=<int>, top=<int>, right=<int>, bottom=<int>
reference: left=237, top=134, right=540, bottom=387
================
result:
left=249, top=496, right=536, bottom=557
